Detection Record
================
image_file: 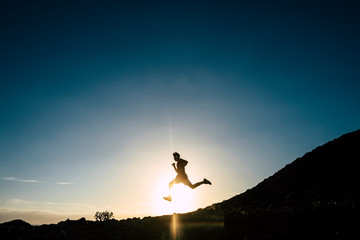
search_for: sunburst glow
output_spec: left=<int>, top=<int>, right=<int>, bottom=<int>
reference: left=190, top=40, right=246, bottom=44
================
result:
left=154, top=176, right=194, bottom=215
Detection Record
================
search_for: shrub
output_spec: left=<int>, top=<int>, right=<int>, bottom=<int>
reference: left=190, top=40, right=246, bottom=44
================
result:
left=94, top=210, right=114, bottom=221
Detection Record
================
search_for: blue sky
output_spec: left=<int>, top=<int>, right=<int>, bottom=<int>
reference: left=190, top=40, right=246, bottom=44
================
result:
left=1, top=0, right=359, bottom=224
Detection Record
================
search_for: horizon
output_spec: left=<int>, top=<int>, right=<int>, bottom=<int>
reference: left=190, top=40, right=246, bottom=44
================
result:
left=1, top=128, right=359, bottom=226
left=1, top=0, right=360, bottom=225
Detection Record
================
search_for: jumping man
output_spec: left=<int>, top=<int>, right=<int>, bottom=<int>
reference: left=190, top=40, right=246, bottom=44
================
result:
left=163, top=152, right=211, bottom=202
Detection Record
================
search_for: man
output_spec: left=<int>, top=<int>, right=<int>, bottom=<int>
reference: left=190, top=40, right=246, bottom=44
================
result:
left=163, top=152, right=211, bottom=202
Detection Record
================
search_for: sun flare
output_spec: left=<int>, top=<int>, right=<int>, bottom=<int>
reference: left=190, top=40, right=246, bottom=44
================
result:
left=154, top=176, right=194, bottom=215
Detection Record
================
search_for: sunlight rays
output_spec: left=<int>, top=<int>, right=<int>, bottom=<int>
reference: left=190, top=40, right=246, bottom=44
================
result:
left=168, top=116, right=174, bottom=153
left=170, top=184, right=194, bottom=213
left=171, top=213, right=178, bottom=240
left=154, top=176, right=195, bottom=216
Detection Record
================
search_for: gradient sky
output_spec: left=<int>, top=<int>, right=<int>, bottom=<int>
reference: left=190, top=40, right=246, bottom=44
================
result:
left=1, top=0, right=359, bottom=224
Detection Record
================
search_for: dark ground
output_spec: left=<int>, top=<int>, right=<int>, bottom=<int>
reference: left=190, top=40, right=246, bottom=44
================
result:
left=1, top=129, right=359, bottom=240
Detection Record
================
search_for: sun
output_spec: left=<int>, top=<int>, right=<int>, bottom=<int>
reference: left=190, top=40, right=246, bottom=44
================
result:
left=170, top=184, right=194, bottom=213
left=154, top=176, right=194, bottom=215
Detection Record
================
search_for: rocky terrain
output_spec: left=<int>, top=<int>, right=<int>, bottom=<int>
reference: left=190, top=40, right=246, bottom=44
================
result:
left=1, top=129, right=359, bottom=239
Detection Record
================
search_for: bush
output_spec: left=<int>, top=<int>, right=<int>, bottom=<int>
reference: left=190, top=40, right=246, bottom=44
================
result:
left=94, top=210, right=114, bottom=221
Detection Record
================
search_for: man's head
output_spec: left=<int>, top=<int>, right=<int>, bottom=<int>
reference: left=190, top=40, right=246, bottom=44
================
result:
left=173, top=152, right=180, bottom=161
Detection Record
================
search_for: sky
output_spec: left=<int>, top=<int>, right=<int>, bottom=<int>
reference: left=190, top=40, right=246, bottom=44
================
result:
left=1, top=0, right=359, bottom=224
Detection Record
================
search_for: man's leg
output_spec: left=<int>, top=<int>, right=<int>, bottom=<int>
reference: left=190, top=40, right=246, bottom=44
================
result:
left=188, top=181, right=203, bottom=189
left=163, top=179, right=176, bottom=201
left=169, top=179, right=175, bottom=189
left=184, top=178, right=208, bottom=189
left=184, top=178, right=211, bottom=189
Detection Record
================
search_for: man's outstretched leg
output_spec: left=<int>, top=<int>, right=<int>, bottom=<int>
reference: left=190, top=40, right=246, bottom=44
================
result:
left=163, top=179, right=175, bottom=201
left=187, top=178, right=212, bottom=189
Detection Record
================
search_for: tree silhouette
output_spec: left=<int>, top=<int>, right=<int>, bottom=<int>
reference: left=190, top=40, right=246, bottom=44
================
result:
left=94, top=210, right=114, bottom=221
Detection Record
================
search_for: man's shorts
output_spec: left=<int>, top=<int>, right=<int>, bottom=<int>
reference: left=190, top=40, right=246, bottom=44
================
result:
left=174, top=173, right=192, bottom=186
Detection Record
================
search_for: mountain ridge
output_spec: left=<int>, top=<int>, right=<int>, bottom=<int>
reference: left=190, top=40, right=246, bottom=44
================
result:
left=221, top=129, right=360, bottom=210
left=1, top=129, right=359, bottom=239
left=217, top=129, right=360, bottom=239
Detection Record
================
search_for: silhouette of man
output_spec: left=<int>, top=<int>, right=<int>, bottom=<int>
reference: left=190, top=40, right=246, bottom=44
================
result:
left=163, top=152, right=211, bottom=201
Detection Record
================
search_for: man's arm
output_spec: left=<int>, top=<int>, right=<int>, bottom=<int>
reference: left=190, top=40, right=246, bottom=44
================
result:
left=172, top=163, right=178, bottom=173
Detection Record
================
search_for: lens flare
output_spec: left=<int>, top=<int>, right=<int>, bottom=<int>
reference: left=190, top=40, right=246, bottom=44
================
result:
left=154, top=176, right=195, bottom=215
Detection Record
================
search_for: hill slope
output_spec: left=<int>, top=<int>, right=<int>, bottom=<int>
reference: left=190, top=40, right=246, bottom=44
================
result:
left=1, top=129, right=359, bottom=240
left=218, top=129, right=360, bottom=239
left=223, top=129, right=360, bottom=209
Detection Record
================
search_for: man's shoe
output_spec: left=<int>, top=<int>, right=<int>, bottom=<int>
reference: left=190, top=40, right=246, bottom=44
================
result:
left=163, top=196, right=172, bottom=202
left=203, top=178, right=212, bottom=185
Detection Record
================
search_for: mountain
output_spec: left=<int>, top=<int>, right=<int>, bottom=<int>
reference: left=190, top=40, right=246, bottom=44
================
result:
left=219, top=129, right=360, bottom=239
left=1, top=129, right=359, bottom=240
